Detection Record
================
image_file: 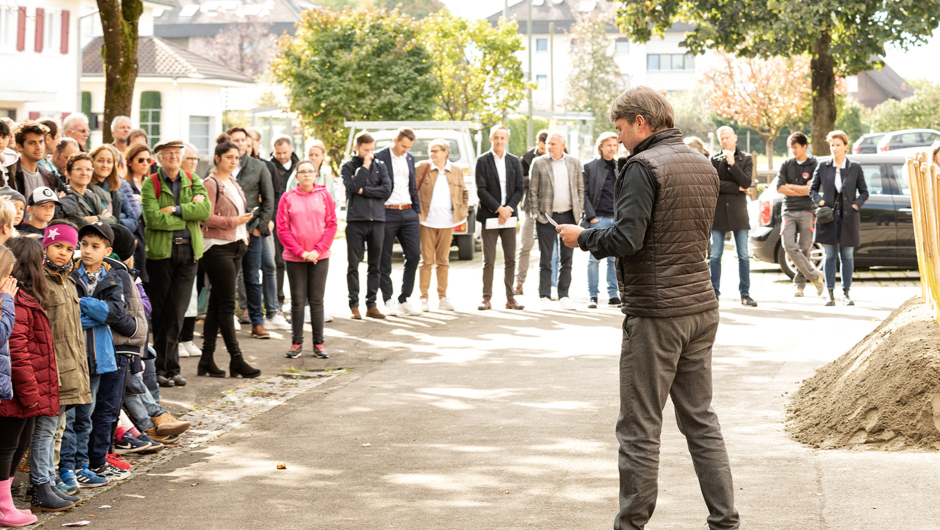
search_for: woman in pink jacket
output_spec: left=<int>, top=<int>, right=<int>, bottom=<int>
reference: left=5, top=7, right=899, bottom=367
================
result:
left=277, top=159, right=337, bottom=360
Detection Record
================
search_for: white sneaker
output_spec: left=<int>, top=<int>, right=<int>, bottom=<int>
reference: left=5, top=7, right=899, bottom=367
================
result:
left=538, top=297, right=554, bottom=310
left=438, top=298, right=454, bottom=311
left=233, top=315, right=241, bottom=331
left=384, top=299, right=402, bottom=316
left=266, top=313, right=291, bottom=330
left=181, top=340, right=201, bottom=357
left=560, top=297, right=577, bottom=311
left=400, top=298, right=423, bottom=316
left=420, top=298, right=430, bottom=312
left=177, top=344, right=189, bottom=358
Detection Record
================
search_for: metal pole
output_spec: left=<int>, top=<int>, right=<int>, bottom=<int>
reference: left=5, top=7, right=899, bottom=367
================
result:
left=549, top=22, right=554, bottom=113
left=503, top=0, right=508, bottom=20
left=526, top=0, right=533, bottom=148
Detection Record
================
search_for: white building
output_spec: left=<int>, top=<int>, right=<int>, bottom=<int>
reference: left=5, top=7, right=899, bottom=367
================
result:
left=0, top=0, right=82, bottom=121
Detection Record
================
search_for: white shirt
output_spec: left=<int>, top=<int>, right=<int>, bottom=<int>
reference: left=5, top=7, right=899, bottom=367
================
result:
left=385, top=149, right=411, bottom=206
left=493, top=150, right=507, bottom=204
left=422, top=162, right=463, bottom=229
left=551, top=155, right=572, bottom=212
left=834, top=157, right=846, bottom=193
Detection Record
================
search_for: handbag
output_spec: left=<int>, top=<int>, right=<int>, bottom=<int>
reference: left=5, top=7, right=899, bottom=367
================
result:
left=815, top=205, right=834, bottom=224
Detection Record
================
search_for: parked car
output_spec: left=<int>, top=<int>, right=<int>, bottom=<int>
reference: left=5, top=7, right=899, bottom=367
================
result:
left=853, top=133, right=886, bottom=154
left=876, top=129, right=940, bottom=152
left=749, top=153, right=917, bottom=278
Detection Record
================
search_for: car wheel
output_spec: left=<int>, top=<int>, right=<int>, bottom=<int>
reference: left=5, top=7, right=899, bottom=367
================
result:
left=776, top=243, right=824, bottom=280
left=456, top=234, right=474, bottom=260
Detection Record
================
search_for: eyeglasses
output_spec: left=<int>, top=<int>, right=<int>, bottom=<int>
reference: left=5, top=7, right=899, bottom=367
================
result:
left=296, top=170, right=316, bottom=176
left=185, top=157, right=199, bottom=162
left=429, top=149, right=443, bottom=153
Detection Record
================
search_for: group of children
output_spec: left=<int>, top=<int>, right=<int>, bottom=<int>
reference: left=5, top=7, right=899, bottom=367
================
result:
left=0, top=193, right=190, bottom=527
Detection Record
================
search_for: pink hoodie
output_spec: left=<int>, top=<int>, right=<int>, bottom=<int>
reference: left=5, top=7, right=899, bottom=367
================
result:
left=276, top=185, right=338, bottom=262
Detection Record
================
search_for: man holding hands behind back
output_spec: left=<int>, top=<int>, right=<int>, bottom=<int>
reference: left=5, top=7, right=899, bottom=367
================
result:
left=557, top=87, right=740, bottom=530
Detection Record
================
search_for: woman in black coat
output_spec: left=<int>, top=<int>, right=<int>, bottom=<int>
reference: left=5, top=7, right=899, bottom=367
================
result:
left=809, top=130, right=869, bottom=307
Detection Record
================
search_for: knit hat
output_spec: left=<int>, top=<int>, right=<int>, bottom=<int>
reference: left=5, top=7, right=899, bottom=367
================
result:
left=43, top=224, right=79, bottom=249
left=109, top=223, right=137, bottom=261
left=0, top=186, right=25, bottom=205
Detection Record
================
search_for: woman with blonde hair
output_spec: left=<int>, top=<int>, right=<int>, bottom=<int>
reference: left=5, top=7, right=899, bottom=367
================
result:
left=89, top=144, right=139, bottom=231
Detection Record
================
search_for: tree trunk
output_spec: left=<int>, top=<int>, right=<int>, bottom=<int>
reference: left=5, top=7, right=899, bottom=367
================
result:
left=97, top=0, right=143, bottom=145
left=810, top=32, right=836, bottom=157
left=765, top=136, right=775, bottom=170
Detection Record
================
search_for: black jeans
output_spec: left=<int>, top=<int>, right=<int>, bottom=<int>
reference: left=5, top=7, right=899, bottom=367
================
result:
left=537, top=210, right=576, bottom=299
left=379, top=208, right=421, bottom=304
left=147, top=242, right=197, bottom=377
left=89, top=353, right=128, bottom=467
left=346, top=221, right=385, bottom=308
left=0, top=416, right=35, bottom=480
left=286, top=258, right=330, bottom=345
left=202, top=241, right=247, bottom=356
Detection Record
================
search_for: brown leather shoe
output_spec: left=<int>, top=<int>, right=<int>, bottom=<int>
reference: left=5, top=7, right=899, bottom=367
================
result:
left=505, top=297, right=525, bottom=310
left=478, top=299, right=492, bottom=310
left=350, top=306, right=362, bottom=320
left=251, top=325, right=270, bottom=339
left=151, top=412, right=191, bottom=436
left=365, top=306, right=386, bottom=319
left=514, top=284, right=524, bottom=296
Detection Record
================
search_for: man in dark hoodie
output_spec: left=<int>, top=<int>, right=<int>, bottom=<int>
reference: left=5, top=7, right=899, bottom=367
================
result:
left=269, top=135, right=299, bottom=311
left=776, top=131, right=825, bottom=297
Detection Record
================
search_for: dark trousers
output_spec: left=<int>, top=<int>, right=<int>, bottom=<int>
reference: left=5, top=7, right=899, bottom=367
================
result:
left=481, top=224, right=517, bottom=300
left=202, top=241, right=247, bottom=356
left=287, top=258, right=330, bottom=345
left=242, top=234, right=265, bottom=327
left=274, top=231, right=286, bottom=305
left=537, top=210, right=576, bottom=299
left=147, top=243, right=197, bottom=377
left=180, top=261, right=205, bottom=342
left=379, top=208, right=421, bottom=304
left=0, top=416, right=35, bottom=480
left=89, top=353, right=128, bottom=467
left=615, top=308, right=739, bottom=530
left=346, top=221, right=385, bottom=308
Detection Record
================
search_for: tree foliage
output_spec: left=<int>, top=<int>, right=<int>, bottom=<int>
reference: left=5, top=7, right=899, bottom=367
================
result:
left=613, top=0, right=940, bottom=155
left=670, top=84, right=717, bottom=142
left=564, top=11, right=625, bottom=128
left=372, top=0, right=445, bottom=19
left=868, top=79, right=940, bottom=133
left=272, top=7, right=439, bottom=171
left=97, top=0, right=143, bottom=144
left=203, top=19, right=276, bottom=78
left=420, top=11, right=529, bottom=128
left=703, top=52, right=812, bottom=169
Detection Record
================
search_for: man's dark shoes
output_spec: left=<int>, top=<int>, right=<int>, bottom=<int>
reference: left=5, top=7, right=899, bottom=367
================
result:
left=608, top=297, right=622, bottom=308
left=170, top=374, right=187, bottom=386
left=587, top=297, right=597, bottom=309
left=741, top=296, right=758, bottom=307
left=251, top=325, right=271, bottom=339
left=505, top=298, right=524, bottom=310
left=826, top=288, right=836, bottom=306
left=286, top=343, right=303, bottom=359
left=313, top=343, right=329, bottom=359
left=478, top=299, right=492, bottom=310
left=156, top=375, right=174, bottom=388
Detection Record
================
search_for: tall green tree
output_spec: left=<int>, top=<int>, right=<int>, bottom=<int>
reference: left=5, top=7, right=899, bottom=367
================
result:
left=272, top=7, right=439, bottom=170
left=373, top=0, right=445, bottom=19
left=614, top=0, right=940, bottom=155
left=97, top=0, right=143, bottom=144
left=868, top=79, right=940, bottom=133
left=420, top=11, right=529, bottom=128
left=564, top=12, right=626, bottom=129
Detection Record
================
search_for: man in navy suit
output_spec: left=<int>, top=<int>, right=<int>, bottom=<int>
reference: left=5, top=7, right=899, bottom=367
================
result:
left=476, top=125, right=525, bottom=310
left=376, top=128, right=422, bottom=316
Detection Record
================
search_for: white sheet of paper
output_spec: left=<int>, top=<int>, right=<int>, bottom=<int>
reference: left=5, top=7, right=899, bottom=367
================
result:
left=485, top=217, right=518, bottom=230
left=544, top=215, right=559, bottom=227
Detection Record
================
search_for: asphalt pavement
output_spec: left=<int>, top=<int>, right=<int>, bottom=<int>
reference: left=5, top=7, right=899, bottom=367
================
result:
left=27, top=241, right=937, bottom=529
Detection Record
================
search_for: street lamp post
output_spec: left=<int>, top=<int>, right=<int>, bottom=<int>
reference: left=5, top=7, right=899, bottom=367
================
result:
left=526, top=0, right=533, bottom=148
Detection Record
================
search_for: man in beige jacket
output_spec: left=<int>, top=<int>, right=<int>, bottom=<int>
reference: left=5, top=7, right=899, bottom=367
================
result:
left=416, top=139, right=469, bottom=312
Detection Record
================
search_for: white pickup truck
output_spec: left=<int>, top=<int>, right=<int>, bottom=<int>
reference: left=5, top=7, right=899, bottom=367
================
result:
left=343, top=121, right=482, bottom=260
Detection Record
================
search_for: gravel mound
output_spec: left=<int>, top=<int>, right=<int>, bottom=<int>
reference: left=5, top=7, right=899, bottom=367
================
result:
left=786, top=297, right=940, bottom=451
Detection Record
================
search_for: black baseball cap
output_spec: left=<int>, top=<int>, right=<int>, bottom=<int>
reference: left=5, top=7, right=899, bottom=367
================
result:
left=78, top=221, right=114, bottom=246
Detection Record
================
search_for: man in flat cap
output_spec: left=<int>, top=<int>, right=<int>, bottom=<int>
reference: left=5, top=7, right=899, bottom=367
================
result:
left=142, top=140, right=211, bottom=387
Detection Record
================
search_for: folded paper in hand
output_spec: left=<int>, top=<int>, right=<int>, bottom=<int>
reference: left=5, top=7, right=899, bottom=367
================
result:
left=485, top=217, right=518, bottom=230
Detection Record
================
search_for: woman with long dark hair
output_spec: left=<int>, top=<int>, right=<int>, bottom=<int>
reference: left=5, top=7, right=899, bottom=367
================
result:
left=123, top=143, right=151, bottom=284
left=199, top=137, right=260, bottom=378
left=810, top=130, right=869, bottom=306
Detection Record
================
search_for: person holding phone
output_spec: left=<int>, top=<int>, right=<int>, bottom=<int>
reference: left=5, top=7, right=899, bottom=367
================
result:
left=198, top=137, right=260, bottom=378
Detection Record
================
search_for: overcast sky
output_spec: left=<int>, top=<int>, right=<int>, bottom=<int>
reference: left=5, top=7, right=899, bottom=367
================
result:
left=441, top=0, right=940, bottom=84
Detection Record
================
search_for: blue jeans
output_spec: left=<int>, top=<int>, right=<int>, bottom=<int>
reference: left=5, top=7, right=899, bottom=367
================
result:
left=822, top=244, right=854, bottom=291
left=143, top=356, right=159, bottom=404
left=124, top=372, right=163, bottom=431
left=587, top=217, right=618, bottom=298
left=260, top=234, right=278, bottom=317
left=242, top=234, right=265, bottom=326
left=709, top=229, right=750, bottom=297
left=60, top=374, right=101, bottom=471
left=30, top=406, right=66, bottom=485
left=551, top=240, right=559, bottom=288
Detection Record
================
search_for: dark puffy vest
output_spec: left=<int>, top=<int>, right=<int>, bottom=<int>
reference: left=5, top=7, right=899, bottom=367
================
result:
left=616, top=129, right=720, bottom=317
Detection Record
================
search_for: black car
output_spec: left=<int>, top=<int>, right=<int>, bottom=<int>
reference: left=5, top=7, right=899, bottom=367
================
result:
left=749, top=153, right=917, bottom=278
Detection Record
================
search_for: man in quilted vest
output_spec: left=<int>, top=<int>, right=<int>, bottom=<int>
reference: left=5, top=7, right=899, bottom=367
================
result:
left=558, top=87, right=740, bottom=530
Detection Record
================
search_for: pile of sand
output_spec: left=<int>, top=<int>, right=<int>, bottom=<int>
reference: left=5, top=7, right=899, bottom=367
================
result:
left=786, top=297, right=940, bottom=451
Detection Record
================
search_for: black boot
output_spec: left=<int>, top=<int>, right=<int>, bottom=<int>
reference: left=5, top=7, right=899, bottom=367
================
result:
left=31, top=482, right=75, bottom=512
left=843, top=289, right=854, bottom=306
left=230, top=352, right=261, bottom=378
left=825, top=288, right=836, bottom=307
left=197, top=349, right=226, bottom=378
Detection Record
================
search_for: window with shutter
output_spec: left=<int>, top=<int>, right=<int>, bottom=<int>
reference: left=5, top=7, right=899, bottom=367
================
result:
left=140, top=92, right=162, bottom=148
left=35, top=8, right=44, bottom=53
left=16, top=6, right=25, bottom=51
left=60, top=10, right=69, bottom=54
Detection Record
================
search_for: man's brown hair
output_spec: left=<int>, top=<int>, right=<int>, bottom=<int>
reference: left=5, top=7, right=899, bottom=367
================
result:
left=226, top=126, right=249, bottom=138
left=609, top=86, right=674, bottom=131
left=395, top=128, right=416, bottom=142
left=355, top=132, right=375, bottom=147
left=14, top=121, right=49, bottom=147
left=40, top=119, right=59, bottom=140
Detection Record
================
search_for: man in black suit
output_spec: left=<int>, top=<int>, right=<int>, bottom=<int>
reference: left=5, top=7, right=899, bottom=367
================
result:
left=476, top=125, right=525, bottom=310
left=375, top=128, right=422, bottom=316
left=581, top=132, right=621, bottom=309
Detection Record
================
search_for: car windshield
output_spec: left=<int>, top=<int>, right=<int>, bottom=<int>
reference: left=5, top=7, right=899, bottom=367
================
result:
left=373, top=138, right=461, bottom=163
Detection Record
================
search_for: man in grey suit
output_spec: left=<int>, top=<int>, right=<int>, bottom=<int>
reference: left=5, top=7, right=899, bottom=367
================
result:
left=528, top=132, right=584, bottom=309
